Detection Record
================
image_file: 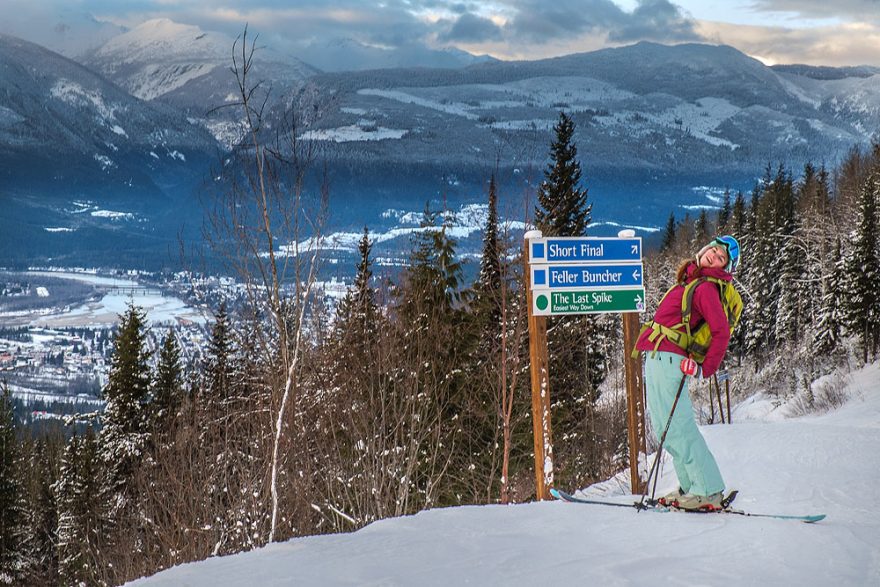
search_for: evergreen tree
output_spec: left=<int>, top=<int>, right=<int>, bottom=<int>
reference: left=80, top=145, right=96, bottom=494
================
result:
left=743, top=164, right=795, bottom=357
left=335, top=227, right=379, bottom=350
left=26, top=439, right=60, bottom=586
left=660, top=212, right=676, bottom=252
left=0, top=384, right=27, bottom=585
left=394, top=204, right=470, bottom=507
left=100, top=302, right=152, bottom=503
left=677, top=212, right=694, bottom=247
left=476, top=174, right=503, bottom=324
left=402, top=205, right=464, bottom=315
left=730, top=191, right=747, bottom=237
left=464, top=172, right=515, bottom=502
left=844, top=171, right=880, bottom=360
left=55, top=429, right=102, bottom=587
left=775, top=228, right=807, bottom=347
left=534, top=112, right=591, bottom=236
left=205, top=302, right=234, bottom=403
left=718, top=188, right=732, bottom=231
left=199, top=302, right=244, bottom=554
left=814, top=238, right=845, bottom=355
left=694, top=209, right=711, bottom=246
left=152, top=330, right=183, bottom=432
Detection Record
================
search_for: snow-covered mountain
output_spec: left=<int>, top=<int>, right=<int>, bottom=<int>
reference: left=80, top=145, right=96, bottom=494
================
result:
left=0, top=33, right=215, bottom=199
left=82, top=19, right=317, bottom=147
left=127, top=362, right=880, bottom=586
left=306, top=41, right=878, bottom=176
left=0, top=33, right=219, bottom=267
left=4, top=26, right=880, bottom=268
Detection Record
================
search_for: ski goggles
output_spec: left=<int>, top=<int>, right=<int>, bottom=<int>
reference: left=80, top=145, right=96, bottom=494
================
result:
left=714, top=236, right=740, bottom=273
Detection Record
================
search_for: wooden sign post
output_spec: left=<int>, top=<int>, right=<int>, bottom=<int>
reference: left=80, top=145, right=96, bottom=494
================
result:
left=622, top=311, right=647, bottom=494
left=525, top=229, right=647, bottom=499
left=524, top=230, right=553, bottom=500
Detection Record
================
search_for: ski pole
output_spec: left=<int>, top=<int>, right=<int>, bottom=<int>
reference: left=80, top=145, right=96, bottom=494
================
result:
left=725, top=375, right=732, bottom=423
left=638, top=371, right=688, bottom=510
left=713, top=374, right=725, bottom=424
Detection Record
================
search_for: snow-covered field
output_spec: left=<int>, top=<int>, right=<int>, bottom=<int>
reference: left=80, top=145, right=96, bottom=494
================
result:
left=129, top=361, right=880, bottom=586
left=30, top=291, right=205, bottom=327
left=13, top=270, right=208, bottom=327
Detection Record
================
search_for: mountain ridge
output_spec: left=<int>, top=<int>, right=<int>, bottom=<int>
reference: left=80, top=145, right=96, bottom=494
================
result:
left=2, top=26, right=879, bottom=267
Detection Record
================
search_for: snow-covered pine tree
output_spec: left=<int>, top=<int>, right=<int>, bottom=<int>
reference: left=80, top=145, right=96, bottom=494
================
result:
left=97, top=302, right=153, bottom=582
left=475, top=174, right=502, bottom=328
left=660, top=212, right=676, bottom=252
left=718, top=188, right=732, bottom=232
left=843, top=170, right=880, bottom=361
left=23, top=439, right=60, bottom=585
left=334, top=226, right=379, bottom=353
left=392, top=204, right=470, bottom=509
left=204, top=302, right=234, bottom=407
left=796, top=164, right=833, bottom=335
left=726, top=190, right=749, bottom=356
left=775, top=224, right=808, bottom=349
left=0, top=384, right=27, bottom=585
left=152, top=329, right=184, bottom=434
left=54, top=429, right=103, bottom=587
left=100, top=302, right=152, bottom=507
left=814, top=237, right=845, bottom=356
left=199, top=301, right=245, bottom=555
left=744, top=164, right=794, bottom=359
left=731, top=191, right=747, bottom=236
left=463, top=172, right=519, bottom=503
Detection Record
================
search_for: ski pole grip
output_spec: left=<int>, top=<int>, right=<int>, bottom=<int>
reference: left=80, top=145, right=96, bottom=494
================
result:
left=680, top=357, right=699, bottom=376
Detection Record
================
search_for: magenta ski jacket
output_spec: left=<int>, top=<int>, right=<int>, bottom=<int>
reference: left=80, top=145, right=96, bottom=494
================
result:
left=635, top=262, right=732, bottom=377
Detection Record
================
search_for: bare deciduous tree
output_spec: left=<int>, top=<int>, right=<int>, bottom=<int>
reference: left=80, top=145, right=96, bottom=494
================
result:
left=204, top=27, right=330, bottom=543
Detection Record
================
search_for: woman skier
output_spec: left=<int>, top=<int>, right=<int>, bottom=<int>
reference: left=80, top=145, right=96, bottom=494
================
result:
left=635, top=235, right=741, bottom=511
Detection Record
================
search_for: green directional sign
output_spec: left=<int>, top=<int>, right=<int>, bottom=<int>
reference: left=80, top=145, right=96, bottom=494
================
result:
left=532, top=288, right=646, bottom=316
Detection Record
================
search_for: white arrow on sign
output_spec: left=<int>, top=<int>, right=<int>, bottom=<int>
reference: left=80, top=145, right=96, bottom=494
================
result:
left=632, top=269, right=641, bottom=281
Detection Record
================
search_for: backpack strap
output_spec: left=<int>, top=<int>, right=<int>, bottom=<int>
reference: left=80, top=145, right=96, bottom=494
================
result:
left=630, top=282, right=687, bottom=359
left=680, top=277, right=705, bottom=345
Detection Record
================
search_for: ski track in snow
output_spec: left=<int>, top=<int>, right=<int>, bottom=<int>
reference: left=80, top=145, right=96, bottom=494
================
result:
left=128, top=362, right=880, bottom=586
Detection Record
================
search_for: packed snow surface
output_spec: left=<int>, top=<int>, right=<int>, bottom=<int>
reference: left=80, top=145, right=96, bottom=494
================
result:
left=129, top=362, right=880, bottom=586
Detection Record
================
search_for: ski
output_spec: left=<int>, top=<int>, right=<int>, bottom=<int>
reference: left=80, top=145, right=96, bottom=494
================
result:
left=714, top=509, right=826, bottom=523
left=550, top=488, right=825, bottom=523
left=549, top=488, right=660, bottom=511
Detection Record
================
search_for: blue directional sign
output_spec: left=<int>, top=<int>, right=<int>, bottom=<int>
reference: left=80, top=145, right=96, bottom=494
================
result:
left=532, top=263, right=644, bottom=289
left=529, top=237, right=642, bottom=264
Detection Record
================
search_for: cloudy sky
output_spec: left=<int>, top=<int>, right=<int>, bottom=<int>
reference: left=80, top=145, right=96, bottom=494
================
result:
left=1, top=0, right=878, bottom=67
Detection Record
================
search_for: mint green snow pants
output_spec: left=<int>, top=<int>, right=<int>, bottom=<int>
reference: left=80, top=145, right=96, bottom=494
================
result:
left=644, top=351, right=725, bottom=496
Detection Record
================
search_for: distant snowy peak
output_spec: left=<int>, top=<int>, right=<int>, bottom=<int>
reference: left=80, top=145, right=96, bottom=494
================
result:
left=86, top=18, right=315, bottom=103
left=93, top=18, right=231, bottom=65
left=0, top=33, right=216, bottom=204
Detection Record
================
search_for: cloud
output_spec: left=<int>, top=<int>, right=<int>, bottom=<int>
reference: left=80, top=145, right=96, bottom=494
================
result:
left=501, top=0, right=702, bottom=46
left=609, top=0, right=702, bottom=42
left=1, top=0, right=877, bottom=68
left=505, top=0, right=622, bottom=42
left=439, top=12, right=504, bottom=42
left=696, top=19, right=880, bottom=66
left=747, top=0, right=880, bottom=24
